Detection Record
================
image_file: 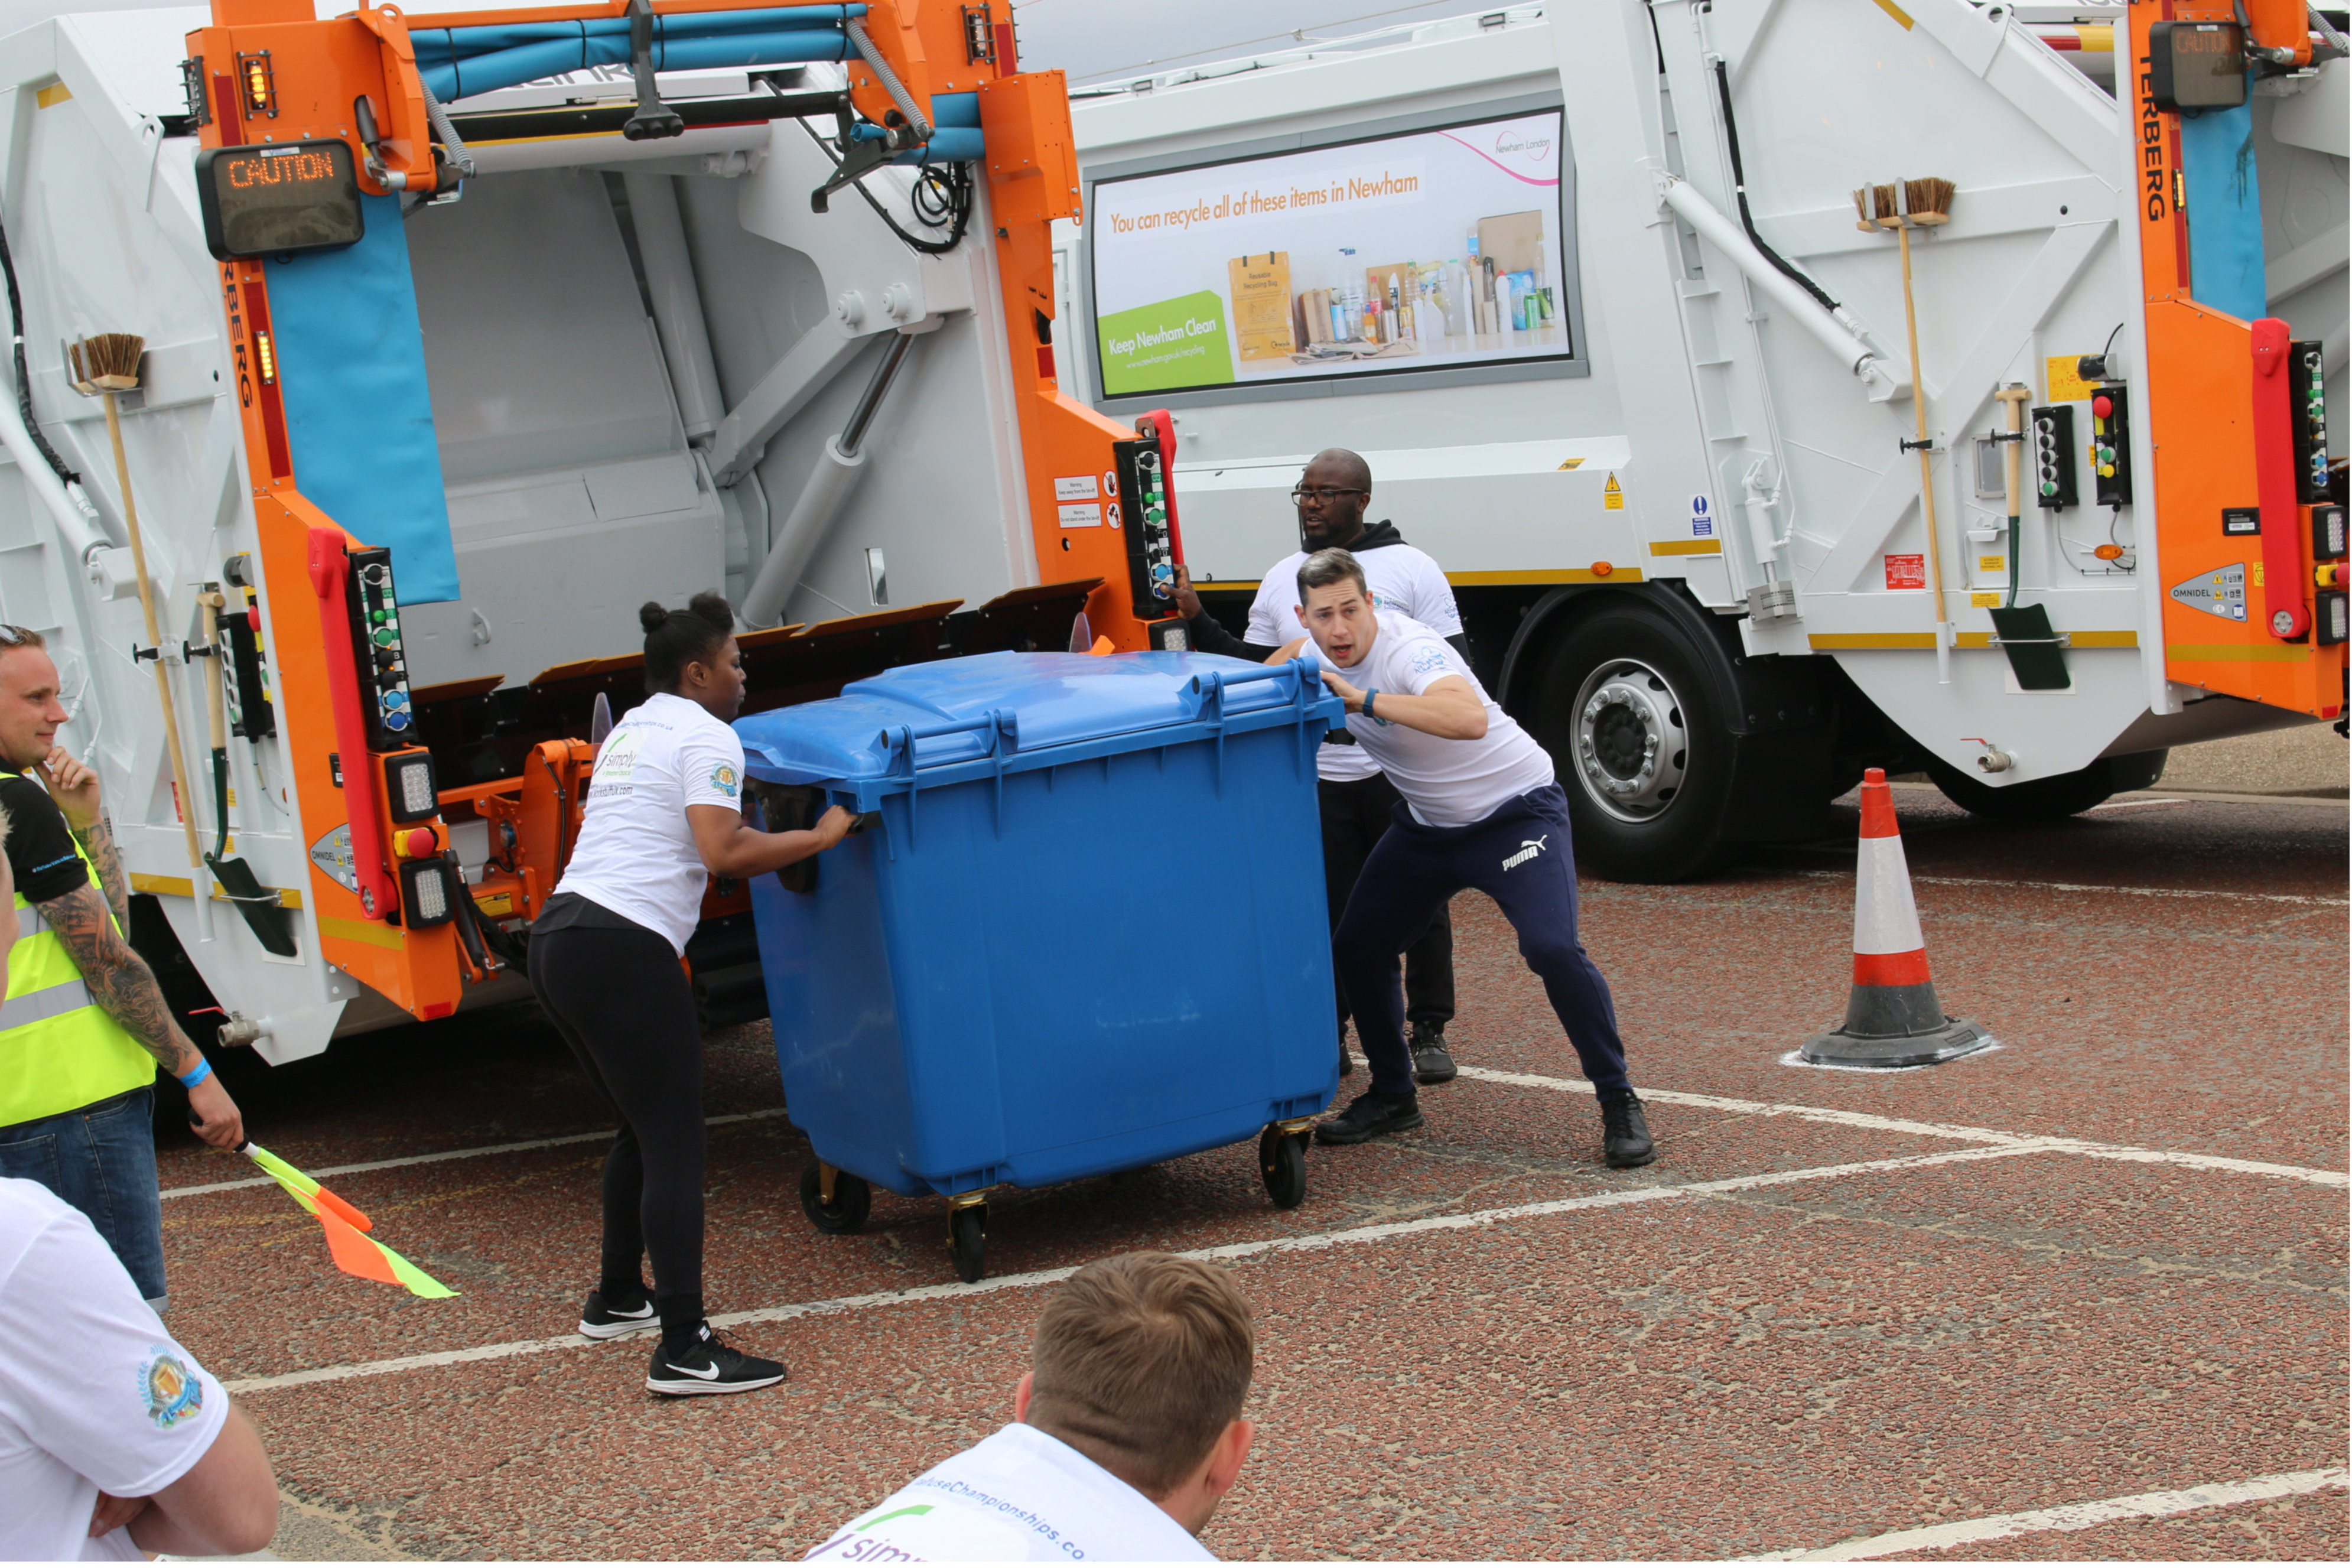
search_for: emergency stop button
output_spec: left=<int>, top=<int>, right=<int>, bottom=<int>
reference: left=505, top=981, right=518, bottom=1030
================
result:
left=395, top=827, right=440, bottom=860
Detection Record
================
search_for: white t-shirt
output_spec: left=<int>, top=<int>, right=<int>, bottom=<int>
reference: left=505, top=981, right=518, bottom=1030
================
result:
left=1322, top=610, right=1554, bottom=828
left=0, top=1179, right=232, bottom=1562
left=803, top=1422, right=1214, bottom=1563
left=1247, top=540, right=1461, bottom=783
left=553, top=691, right=746, bottom=954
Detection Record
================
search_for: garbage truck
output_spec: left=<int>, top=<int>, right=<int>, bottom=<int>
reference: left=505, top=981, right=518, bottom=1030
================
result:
left=1056, top=0, right=2347, bottom=879
left=0, top=0, right=1198, bottom=1061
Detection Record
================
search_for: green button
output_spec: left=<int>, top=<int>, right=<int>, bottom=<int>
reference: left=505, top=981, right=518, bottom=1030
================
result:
left=2039, top=481, right=2057, bottom=496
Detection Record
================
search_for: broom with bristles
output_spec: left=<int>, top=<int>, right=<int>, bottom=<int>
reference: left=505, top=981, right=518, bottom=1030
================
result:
left=1853, top=178, right=1957, bottom=682
left=70, top=333, right=203, bottom=871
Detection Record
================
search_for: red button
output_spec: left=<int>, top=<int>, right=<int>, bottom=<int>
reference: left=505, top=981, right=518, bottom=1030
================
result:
left=397, top=827, right=438, bottom=858
left=2092, top=394, right=2112, bottom=418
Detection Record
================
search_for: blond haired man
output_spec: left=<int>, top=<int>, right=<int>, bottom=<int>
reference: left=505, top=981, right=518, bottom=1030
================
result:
left=806, top=1253, right=1256, bottom=1560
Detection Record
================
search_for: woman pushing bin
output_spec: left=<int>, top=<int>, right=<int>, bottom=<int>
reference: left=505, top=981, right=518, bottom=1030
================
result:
left=533, top=593, right=855, bottom=1397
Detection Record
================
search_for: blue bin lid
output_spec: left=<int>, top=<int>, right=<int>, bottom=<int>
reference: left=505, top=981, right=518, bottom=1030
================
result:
left=736, top=650, right=1333, bottom=786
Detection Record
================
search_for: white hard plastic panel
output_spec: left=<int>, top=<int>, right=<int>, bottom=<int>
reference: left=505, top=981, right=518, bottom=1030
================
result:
left=771, top=310, right=1030, bottom=625
left=1173, top=438, right=1636, bottom=584
left=1830, top=644, right=2153, bottom=782
left=405, top=168, right=684, bottom=483
left=397, top=452, right=725, bottom=688
left=689, top=157, right=1026, bottom=624
left=2253, top=85, right=2348, bottom=440
left=2268, top=58, right=2349, bottom=160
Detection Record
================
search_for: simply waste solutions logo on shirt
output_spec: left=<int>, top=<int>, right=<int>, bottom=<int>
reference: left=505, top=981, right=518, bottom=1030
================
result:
left=1098, top=292, right=1234, bottom=395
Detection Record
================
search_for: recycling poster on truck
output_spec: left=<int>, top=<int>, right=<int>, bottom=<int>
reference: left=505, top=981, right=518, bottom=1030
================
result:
left=1090, top=110, right=1572, bottom=398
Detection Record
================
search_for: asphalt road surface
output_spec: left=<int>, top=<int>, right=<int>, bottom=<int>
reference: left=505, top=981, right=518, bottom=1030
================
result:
left=149, top=788, right=2348, bottom=1561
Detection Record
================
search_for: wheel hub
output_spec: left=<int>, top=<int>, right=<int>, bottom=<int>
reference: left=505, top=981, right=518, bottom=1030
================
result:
left=1571, top=658, right=1690, bottom=824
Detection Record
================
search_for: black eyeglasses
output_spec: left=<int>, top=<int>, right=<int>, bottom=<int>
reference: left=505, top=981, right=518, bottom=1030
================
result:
left=1290, top=486, right=1367, bottom=505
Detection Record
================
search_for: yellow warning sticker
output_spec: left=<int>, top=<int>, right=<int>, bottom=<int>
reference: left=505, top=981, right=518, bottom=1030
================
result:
left=1977, top=555, right=2006, bottom=571
left=1970, top=591, right=2002, bottom=607
left=1557, top=458, right=1585, bottom=470
left=474, top=892, right=515, bottom=918
left=2252, top=560, right=2265, bottom=586
left=2047, top=354, right=2094, bottom=404
left=1603, top=473, right=1624, bottom=510
left=34, top=82, right=70, bottom=109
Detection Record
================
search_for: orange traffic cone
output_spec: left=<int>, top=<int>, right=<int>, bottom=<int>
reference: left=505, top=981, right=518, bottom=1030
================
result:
left=1800, top=768, right=1993, bottom=1068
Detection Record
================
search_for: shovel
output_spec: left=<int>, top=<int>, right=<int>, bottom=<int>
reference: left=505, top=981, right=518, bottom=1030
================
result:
left=196, top=591, right=297, bottom=955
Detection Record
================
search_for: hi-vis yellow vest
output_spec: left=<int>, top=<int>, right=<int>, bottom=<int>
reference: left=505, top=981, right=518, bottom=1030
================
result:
left=1, top=774, right=153, bottom=1127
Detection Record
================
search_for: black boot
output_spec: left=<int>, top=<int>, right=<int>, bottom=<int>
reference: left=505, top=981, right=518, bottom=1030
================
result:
left=1315, top=1089, right=1424, bottom=1145
left=1409, top=1022, right=1457, bottom=1085
left=1600, top=1091, right=1655, bottom=1168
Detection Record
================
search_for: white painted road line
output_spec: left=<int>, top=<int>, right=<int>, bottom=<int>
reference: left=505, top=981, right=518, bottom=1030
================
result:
left=157, top=1109, right=790, bottom=1201
left=1452, top=1065, right=2351, bottom=1188
left=1742, top=1465, right=2350, bottom=1560
left=1798, top=867, right=2348, bottom=907
left=166, top=1060, right=2346, bottom=1206
left=220, top=1143, right=2039, bottom=1395
left=2083, top=796, right=2191, bottom=814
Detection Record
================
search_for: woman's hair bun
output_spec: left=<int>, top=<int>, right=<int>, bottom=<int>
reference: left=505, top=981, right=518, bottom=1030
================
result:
left=639, top=601, right=672, bottom=634
left=686, top=591, right=734, bottom=632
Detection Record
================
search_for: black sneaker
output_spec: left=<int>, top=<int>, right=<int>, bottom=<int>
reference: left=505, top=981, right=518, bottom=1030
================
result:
left=1314, top=1089, right=1425, bottom=1145
left=578, top=1289, right=658, bottom=1341
left=1600, top=1091, right=1655, bottom=1168
left=1337, top=1025, right=1355, bottom=1078
left=1409, top=1023, right=1458, bottom=1085
left=646, top=1326, right=786, bottom=1396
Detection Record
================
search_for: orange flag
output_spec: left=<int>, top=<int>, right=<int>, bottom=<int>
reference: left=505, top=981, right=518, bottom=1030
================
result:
left=243, top=1143, right=457, bottom=1299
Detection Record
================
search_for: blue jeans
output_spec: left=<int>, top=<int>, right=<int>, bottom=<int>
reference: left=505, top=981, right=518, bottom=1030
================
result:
left=0, top=1088, right=167, bottom=1306
left=1334, top=785, right=1631, bottom=1101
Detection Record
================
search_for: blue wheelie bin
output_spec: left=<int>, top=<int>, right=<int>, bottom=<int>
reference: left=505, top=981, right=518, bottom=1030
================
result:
left=735, top=649, right=1344, bottom=1281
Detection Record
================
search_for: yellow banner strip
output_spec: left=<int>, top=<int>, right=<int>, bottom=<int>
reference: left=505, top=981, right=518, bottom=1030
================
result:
left=130, top=873, right=304, bottom=910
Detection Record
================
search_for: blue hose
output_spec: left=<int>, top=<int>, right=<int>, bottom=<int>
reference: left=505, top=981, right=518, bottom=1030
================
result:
left=409, top=4, right=867, bottom=63
left=417, top=28, right=853, bottom=102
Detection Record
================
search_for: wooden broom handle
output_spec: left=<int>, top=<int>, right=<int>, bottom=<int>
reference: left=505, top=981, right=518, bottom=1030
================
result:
left=1896, top=225, right=1948, bottom=632
left=102, top=391, right=203, bottom=870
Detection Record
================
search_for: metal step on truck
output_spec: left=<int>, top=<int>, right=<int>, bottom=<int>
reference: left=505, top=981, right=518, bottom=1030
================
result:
left=0, top=0, right=1203, bottom=1062
left=1056, top=0, right=2348, bottom=880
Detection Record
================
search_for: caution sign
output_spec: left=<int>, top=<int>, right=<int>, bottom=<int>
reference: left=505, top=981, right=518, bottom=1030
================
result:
left=2170, top=562, right=2247, bottom=622
left=1603, top=473, right=1624, bottom=510
left=309, top=824, right=357, bottom=893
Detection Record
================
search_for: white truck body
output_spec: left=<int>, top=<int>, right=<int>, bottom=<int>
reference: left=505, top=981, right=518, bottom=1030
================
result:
left=1059, top=0, right=2346, bottom=874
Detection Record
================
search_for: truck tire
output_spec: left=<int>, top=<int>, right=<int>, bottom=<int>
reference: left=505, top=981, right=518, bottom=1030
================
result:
left=1529, top=596, right=1736, bottom=882
left=1921, top=750, right=2167, bottom=822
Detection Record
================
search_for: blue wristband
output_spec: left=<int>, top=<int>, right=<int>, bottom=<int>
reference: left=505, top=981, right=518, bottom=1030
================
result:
left=177, top=1059, right=212, bottom=1089
left=1362, top=688, right=1384, bottom=725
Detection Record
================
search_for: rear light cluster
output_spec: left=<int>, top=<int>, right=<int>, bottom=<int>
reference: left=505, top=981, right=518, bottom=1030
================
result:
left=2315, top=505, right=2347, bottom=649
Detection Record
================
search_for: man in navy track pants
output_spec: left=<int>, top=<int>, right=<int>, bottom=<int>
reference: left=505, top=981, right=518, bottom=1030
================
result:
left=1271, top=548, right=1655, bottom=1167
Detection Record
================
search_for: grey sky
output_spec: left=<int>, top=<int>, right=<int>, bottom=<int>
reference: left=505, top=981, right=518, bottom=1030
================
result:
left=1012, top=1, right=1494, bottom=86
left=0, top=1, right=1499, bottom=90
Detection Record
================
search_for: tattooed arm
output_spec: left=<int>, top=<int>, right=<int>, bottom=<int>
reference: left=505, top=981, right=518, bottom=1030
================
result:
left=72, top=814, right=131, bottom=931
left=37, top=883, right=244, bottom=1149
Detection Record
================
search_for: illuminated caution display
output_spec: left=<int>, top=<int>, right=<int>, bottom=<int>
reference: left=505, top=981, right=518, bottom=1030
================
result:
left=2169, top=562, right=2248, bottom=622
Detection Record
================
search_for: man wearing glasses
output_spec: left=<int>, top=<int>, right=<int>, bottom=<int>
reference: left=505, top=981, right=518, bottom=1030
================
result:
left=0, top=624, right=243, bottom=1311
left=1170, top=449, right=1466, bottom=1085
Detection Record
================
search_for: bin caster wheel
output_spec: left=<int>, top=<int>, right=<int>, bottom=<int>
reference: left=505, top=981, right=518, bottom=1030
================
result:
left=948, top=1204, right=987, bottom=1283
left=1259, top=1125, right=1307, bottom=1210
left=799, top=1163, right=871, bottom=1235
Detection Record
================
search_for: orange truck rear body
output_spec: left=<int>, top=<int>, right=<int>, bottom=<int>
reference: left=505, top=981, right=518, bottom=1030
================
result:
left=190, top=0, right=1163, bottom=1026
left=2130, top=0, right=2344, bottom=718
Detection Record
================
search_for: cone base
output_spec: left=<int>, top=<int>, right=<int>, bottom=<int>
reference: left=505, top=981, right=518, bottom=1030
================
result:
left=1800, top=1016, right=1994, bottom=1069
